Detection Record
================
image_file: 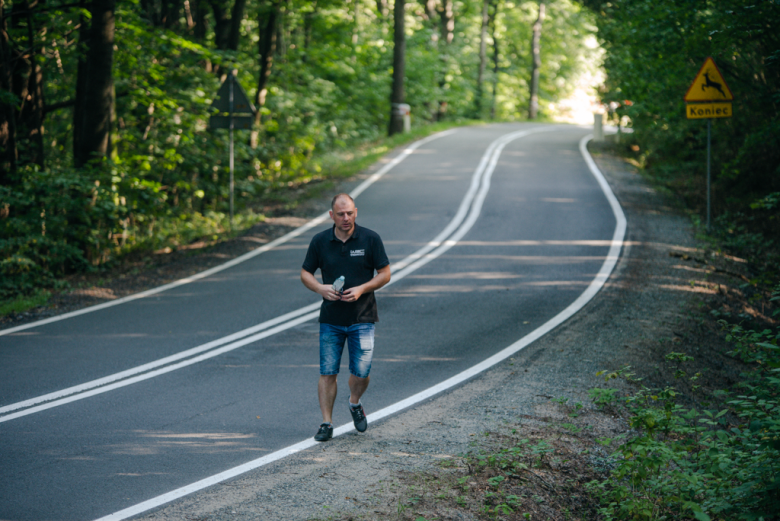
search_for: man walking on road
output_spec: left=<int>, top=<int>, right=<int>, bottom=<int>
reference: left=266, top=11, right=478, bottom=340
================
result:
left=301, top=194, right=391, bottom=442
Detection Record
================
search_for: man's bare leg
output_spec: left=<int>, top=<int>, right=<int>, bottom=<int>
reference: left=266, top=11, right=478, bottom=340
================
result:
left=319, top=375, right=338, bottom=423
left=349, top=375, right=370, bottom=405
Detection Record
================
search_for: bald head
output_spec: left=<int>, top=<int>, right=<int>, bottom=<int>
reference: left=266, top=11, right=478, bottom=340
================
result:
left=331, top=193, right=355, bottom=210
left=330, top=193, right=357, bottom=239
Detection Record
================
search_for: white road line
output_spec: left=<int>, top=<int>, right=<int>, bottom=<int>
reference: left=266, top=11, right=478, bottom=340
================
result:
left=390, top=126, right=560, bottom=279
left=0, top=304, right=320, bottom=417
left=0, top=129, right=457, bottom=416
left=93, top=130, right=624, bottom=521
left=0, top=129, right=458, bottom=338
left=0, top=126, right=553, bottom=423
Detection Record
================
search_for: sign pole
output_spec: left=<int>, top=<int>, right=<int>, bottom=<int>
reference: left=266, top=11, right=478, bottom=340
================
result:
left=683, top=57, right=734, bottom=234
left=229, top=75, right=235, bottom=231
left=706, top=118, right=711, bottom=232
left=209, top=71, right=255, bottom=234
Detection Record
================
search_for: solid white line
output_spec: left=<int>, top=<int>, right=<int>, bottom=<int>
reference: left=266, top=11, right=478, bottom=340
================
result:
left=93, top=129, right=624, bottom=521
left=0, top=130, right=457, bottom=416
left=0, top=303, right=320, bottom=416
left=0, top=130, right=458, bottom=338
left=0, top=311, right=321, bottom=423
left=0, top=126, right=526, bottom=422
left=390, top=126, right=560, bottom=280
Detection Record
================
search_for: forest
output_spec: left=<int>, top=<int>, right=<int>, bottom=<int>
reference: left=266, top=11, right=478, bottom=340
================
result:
left=1, top=0, right=599, bottom=301
left=0, top=0, right=778, bottom=301
left=2, top=1, right=779, bottom=519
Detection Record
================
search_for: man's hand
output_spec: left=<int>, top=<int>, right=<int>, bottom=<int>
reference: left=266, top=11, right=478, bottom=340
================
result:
left=340, top=265, right=391, bottom=302
left=320, top=284, right=342, bottom=301
left=340, top=286, right=363, bottom=302
left=301, top=269, right=341, bottom=301
left=302, top=266, right=391, bottom=303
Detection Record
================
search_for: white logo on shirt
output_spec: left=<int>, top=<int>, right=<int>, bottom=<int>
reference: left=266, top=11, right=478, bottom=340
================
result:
left=350, top=249, right=365, bottom=257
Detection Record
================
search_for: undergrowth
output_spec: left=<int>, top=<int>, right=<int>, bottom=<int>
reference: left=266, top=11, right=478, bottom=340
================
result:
left=0, top=120, right=475, bottom=313
left=587, top=287, right=780, bottom=520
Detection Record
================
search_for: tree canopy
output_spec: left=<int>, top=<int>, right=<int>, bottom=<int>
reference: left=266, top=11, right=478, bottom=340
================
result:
left=585, top=0, right=779, bottom=241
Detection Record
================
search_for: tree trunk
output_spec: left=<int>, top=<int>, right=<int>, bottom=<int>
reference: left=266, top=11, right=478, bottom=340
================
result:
left=251, top=0, right=280, bottom=147
left=438, top=0, right=452, bottom=44
left=489, top=0, right=499, bottom=120
left=435, top=0, right=453, bottom=120
left=1, top=1, right=45, bottom=174
left=351, top=0, right=359, bottom=61
left=388, top=0, right=405, bottom=135
left=0, top=0, right=17, bottom=180
left=19, top=4, right=44, bottom=168
left=162, top=0, right=182, bottom=29
left=275, top=5, right=285, bottom=59
left=474, top=0, right=488, bottom=117
left=227, top=0, right=247, bottom=50
left=193, top=0, right=207, bottom=41
left=420, top=0, right=436, bottom=22
left=375, top=0, right=387, bottom=17
left=73, top=0, right=116, bottom=167
left=528, top=0, right=543, bottom=120
left=209, top=0, right=230, bottom=50
left=303, top=1, right=316, bottom=61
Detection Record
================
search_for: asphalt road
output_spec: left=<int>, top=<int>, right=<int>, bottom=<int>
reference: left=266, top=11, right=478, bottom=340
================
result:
left=0, top=123, right=616, bottom=521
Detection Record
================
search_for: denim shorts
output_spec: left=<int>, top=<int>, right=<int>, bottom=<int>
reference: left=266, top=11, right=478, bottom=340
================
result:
left=319, top=323, right=375, bottom=378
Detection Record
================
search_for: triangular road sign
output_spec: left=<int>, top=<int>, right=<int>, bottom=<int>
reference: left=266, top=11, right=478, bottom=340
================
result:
left=684, top=57, right=734, bottom=102
left=211, top=75, right=256, bottom=114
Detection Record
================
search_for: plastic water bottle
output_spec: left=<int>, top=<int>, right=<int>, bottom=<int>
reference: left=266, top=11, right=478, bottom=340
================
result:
left=332, top=275, right=345, bottom=294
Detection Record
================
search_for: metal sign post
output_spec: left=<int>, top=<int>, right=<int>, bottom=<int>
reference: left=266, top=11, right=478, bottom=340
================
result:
left=229, top=76, right=234, bottom=228
left=707, top=119, right=711, bottom=230
left=209, top=72, right=257, bottom=231
left=684, top=57, right=734, bottom=232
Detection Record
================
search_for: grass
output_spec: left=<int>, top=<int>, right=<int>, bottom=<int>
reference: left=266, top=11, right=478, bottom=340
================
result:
left=0, top=290, right=51, bottom=316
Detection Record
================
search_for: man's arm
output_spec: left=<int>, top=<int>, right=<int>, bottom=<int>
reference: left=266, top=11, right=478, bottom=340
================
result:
left=301, top=269, right=342, bottom=301
left=340, top=265, right=391, bottom=303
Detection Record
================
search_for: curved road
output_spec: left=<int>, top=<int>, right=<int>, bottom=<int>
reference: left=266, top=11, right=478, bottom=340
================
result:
left=0, top=123, right=617, bottom=521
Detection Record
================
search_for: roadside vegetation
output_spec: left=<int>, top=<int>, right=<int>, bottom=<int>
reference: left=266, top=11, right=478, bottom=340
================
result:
left=3, top=0, right=779, bottom=516
left=315, top=137, right=779, bottom=521
left=585, top=4, right=780, bottom=517
left=315, top=1, right=779, bottom=517
left=1, top=0, right=599, bottom=312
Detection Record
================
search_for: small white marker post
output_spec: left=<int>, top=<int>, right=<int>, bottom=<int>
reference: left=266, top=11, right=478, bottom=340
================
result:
left=593, top=112, right=603, bottom=142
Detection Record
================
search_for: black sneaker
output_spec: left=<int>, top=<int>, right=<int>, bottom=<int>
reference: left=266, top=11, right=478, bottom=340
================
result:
left=350, top=404, right=368, bottom=432
left=314, top=423, right=333, bottom=442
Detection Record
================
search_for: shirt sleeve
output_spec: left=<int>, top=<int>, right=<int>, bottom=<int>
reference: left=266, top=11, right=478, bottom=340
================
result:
left=372, top=234, right=390, bottom=270
left=302, top=239, right=320, bottom=274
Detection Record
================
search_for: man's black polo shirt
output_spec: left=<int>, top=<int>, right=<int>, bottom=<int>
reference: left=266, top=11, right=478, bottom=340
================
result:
left=302, top=224, right=390, bottom=326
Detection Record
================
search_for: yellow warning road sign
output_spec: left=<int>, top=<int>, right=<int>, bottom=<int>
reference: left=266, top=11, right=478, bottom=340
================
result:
left=684, top=57, right=733, bottom=102
left=686, top=102, right=732, bottom=119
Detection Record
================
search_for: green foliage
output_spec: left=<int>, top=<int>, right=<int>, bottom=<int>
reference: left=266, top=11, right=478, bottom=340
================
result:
left=586, top=0, right=780, bottom=238
left=588, top=320, right=780, bottom=521
left=1, top=0, right=599, bottom=302
left=588, top=387, right=618, bottom=409
left=0, top=290, right=51, bottom=316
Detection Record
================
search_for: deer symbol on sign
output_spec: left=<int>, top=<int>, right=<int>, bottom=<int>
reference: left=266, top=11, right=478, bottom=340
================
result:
left=702, top=71, right=726, bottom=98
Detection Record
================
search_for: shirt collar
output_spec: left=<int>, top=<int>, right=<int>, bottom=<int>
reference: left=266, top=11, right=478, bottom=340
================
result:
left=330, top=223, right=360, bottom=242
